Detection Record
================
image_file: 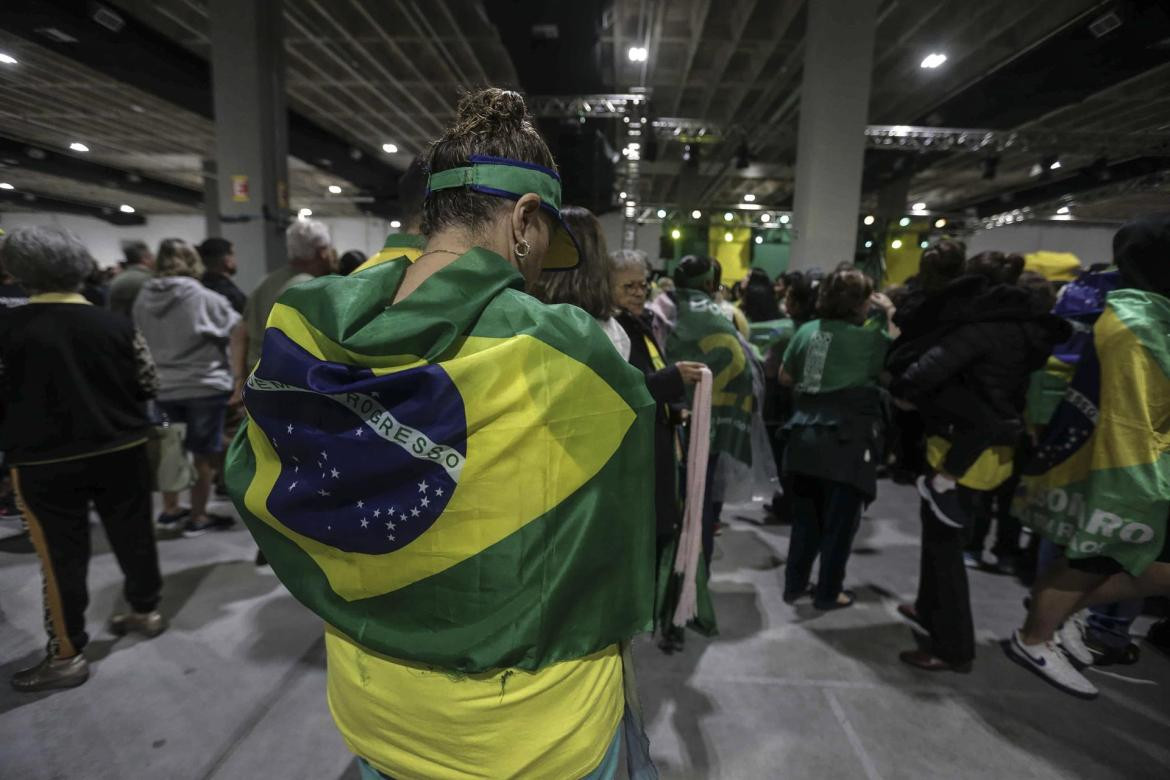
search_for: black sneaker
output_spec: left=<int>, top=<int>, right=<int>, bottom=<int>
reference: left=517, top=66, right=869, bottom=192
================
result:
left=916, top=476, right=964, bottom=528
left=156, top=508, right=191, bottom=529
left=182, top=513, right=234, bottom=538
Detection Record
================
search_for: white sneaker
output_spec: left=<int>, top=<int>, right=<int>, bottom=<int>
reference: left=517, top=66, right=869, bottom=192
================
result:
left=1006, top=630, right=1098, bottom=699
left=1057, top=612, right=1094, bottom=668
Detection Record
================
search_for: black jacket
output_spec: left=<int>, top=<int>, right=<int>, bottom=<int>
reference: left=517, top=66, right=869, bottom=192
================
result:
left=202, top=271, right=248, bottom=314
left=618, top=310, right=686, bottom=536
left=891, top=283, right=1070, bottom=422
left=0, top=301, right=157, bottom=464
left=783, top=385, right=888, bottom=501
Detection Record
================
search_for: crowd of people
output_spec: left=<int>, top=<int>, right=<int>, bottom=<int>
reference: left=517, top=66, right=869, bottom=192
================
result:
left=1, top=86, right=1168, bottom=777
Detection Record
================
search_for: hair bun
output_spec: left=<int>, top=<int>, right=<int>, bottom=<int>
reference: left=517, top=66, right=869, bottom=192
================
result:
left=452, top=88, right=530, bottom=136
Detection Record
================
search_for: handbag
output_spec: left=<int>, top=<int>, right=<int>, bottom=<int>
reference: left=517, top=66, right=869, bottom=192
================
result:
left=147, top=422, right=196, bottom=493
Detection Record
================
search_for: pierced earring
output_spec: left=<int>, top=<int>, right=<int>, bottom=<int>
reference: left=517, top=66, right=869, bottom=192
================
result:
left=514, top=238, right=531, bottom=259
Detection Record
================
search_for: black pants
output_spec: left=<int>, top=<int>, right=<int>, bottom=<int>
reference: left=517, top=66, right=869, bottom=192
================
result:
left=701, top=452, right=721, bottom=566
left=784, top=475, right=864, bottom=606
left=13, top=445, right=161, bottom=658
left=965, top=473, right=1023, bottom=559
left=915, top=488, right=984, bottom=665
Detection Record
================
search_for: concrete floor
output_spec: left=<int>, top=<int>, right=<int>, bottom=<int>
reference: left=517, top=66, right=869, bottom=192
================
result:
left=1, top=482, right=1167, bottom=780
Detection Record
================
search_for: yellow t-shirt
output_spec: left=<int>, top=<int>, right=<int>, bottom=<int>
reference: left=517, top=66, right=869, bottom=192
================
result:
left=352, top=233, right=425, bottom=274
left=926, top=436, right=1014, bottom=491
left=325, top=626, right=623, bottom=780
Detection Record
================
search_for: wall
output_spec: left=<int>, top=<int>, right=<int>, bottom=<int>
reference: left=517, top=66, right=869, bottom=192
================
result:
left=0, top=211, right=393, bottom=293
left=965, top=222, right=1117, bottom=266
left=597, top=211, right=664, bottom=269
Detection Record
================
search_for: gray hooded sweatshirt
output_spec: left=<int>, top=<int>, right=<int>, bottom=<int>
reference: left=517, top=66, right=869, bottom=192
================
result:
left=133, top=276, right=241, bottom=401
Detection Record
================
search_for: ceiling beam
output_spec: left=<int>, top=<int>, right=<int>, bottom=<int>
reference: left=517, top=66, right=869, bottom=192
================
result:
left=0, top=187, right=147, bottom=225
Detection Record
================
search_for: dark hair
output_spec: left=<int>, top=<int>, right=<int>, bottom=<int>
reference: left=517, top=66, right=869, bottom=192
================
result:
left=537, top=205, right=613, bottom=318
left=784, top=272, right=817, bottom=324
left=123, top=240, right=151, bottom=266
left=1017, top=270, right=1056, bottom=313
left=918, top=239, right=965, bottom=293
left=673, top=254, right=717, bottom=291
left=966, top=250, right=1025, bottom=285
left=742, top=268, right=781, bottom=321
left=816, top=265, right=874, bottom=323
left=339, top=250, right=367, bottom=276
left=397, top=155, right=428, bottom=230
left=421, top=88, right=557, bottom=238
left=197, top=237, right=233, bottom=271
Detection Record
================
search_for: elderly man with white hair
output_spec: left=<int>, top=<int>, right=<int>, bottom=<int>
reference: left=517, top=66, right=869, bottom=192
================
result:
left=230, top=219, right=337, bottom=406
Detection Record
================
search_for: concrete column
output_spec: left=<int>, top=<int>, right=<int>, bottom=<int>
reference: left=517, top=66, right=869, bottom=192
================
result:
left=788, top=0, right=877, bottom=271
left=202, top=158, right=220, bottom=238
left=208, top=0, right=289, bottom=293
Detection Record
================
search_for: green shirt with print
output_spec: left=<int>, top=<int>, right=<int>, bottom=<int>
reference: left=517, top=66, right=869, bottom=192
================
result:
left=782, top=318, right=890, bottom=395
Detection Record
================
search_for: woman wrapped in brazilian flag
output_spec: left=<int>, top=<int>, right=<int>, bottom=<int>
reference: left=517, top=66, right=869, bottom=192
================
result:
left=226, top=89, right=659, bottom=779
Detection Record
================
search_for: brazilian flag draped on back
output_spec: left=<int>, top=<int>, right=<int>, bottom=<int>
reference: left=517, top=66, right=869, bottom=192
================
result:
left=1017, top=289, right=1170, bottom=575
left=225, top=249, right=656, bottom=673
left=666, top=288, right=755, bottom=464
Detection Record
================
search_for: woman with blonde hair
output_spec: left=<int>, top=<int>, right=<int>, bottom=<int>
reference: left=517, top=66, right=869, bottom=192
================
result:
left=134, top=238, right=240, bottom=536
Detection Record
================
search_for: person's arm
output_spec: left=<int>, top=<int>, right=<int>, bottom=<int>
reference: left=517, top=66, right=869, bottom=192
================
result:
left=893, top=324, right=988, bottom=402
left=132, top=328, right=160, bottom=400
left=778, top=365, right=795, bottom=387
left=229, top=321, right=248, bottom=407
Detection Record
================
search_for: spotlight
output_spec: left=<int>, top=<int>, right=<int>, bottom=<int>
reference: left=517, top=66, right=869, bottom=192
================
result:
left=743, top=193, right=756, bottom=202
left=691, top=209, right=702, bottom=219
left=920, top=240, right=929, bottom=248
left=735, top=141, right=751, bottom=170
left=864, top=240, right=873, bottom=248
left=69, top=142, right=90, bottom=152
left=328, top=185, right=342, bottom=194
left=899, top=217, right=911, bottom=227
left=779, top=214, right=790, bottom=224
left=754, top=235, right=763, bottom=245
left=382, top=143, right=398, bottom=154
left=891, top=239, right=903, bottom=249
left=619, top=191, right=627, bottom=200
left=298, top=208, right=313, bottom=218
left=119, top=204, right=135, bottom=213
left=1038, top=155, right=1058, bottom=178
left=390, top=220, right=402, bottom=229
left=981, top=155, right=1000, bottom=180
left=1049, top=159, right=1062, bottom=171
left=0, top=53, right=17, bottom=65
left=683, top=143, right=699, bottom=167
left=761, top=213, right=771, bottom=223
left=623, top=116, right=631, bottom=124
left=723, top=212, right=734, bottom=222
left=920, top=52, right=948, bottom=69
left=934, top=218, right=947, bottom=228
left=912, top=202, right=926, bottom=211
left=627, top=46, right=648, bottom=62
left=671, top=228, right=681, bottom=240
left=863, top=215, right=875, bottom=226
left=656, top=208, right=667, bottom=219
left=0, top=182, right=13, bottom=190
left=724, top=232, right=734, bottom=243
left=1056, top=206, right=1070, bottom=215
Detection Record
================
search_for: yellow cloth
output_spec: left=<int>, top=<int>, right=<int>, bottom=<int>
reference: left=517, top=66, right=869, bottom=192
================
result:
left=28, top=292, right=91, bottom=305
left=644, top=334, right=666, bottom=371
left=353, top=243, right=424, bottom=274
left=325, top=628, right=624, bottom=780
left=1024, top=251, right=1082, bottom=282
left=926, top=436, right=1014, bottom=491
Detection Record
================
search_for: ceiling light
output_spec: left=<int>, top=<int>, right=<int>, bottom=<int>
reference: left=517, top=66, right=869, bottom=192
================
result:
left=891, top=239, right=903, bottom=249
left=682, top=143, right=699, bottom=166
left=761, top=213, right=771, bottom=223
left=390, top=220, right=402, bottom=229
left=724, top=232, right=734, bottom=243
left=912, top=202, right=926, bottom=211
left=723, top=211, right=734, bottom=221
left=1050, top=159, right=1062, bottom=170
left=1056, top=206, right=1070, bottom=215
left=119, top=204, right=135, bottom=213
left=0, top=53, right=17, bottom=66
left=864, top=240, right=873, bottom=248
left=298, top=208, right=313, bottom=218
left=691, top=209, right=702, bottom=219
left=381, top=143, right=398, bottom=154
left=863, top=215, right=875, bottom=226
left=934, top=218, right=947, bottom=228
left=619, top=191, right=627, bottom=200
left=899, top=217, right=911, bottom=227
left=754, top=235, right=763, bottom=245
left=328, top=185, right=342, bottom=194
left=623, top=116, right=630, bottom=124
left=920, top=240, right=929, bottom=249
left=920, top=52, right=947, bottom=69
left=69, top=142, right=90, bottom=152
left=0, top=182, right=13, bottom=190
left=743, top=193, right=756, bottom=202
left=656, top=208, right=667, bottom=219
left=779, top=214, right=790, bottom=224
left=671, top=228, right=681, bottom=240
left=627, top=46, right=648, bottom=62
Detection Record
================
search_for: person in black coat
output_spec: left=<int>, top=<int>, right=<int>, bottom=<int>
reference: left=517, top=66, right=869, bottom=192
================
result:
left=891, top=251, right=1069, bottom=673
left=610, top=250, right=705, bottom=554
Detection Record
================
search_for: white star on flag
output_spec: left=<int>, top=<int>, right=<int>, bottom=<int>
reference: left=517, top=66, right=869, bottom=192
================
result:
left=387, top=533, right=395, bottom=541
left=287, top=424, right=294, bottom=434
left=318, top=489, right=331, bottom=497
left=373, top=508, right=382, bottom=518
left=321, top=451, right=328, bottom=460
left=435, top=487, right=444, bottom=497
left=399, top=512, right=408, bottom=520
left=418, top=480, right=429, bottom=493
left=331, top=468, right=340, bottom=479
left=420, top=497, right=430, bottom=508
left=360, top=518, right=369, bottom=528
left=357, top=500, right=365, bottom=509
left=386, top=520, right=395, bottom=530
left=355, top=428, right=364, bottom=437
left=288, top=481, right=298, bottom=491
left=411, top=507, right=421, bottom=518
